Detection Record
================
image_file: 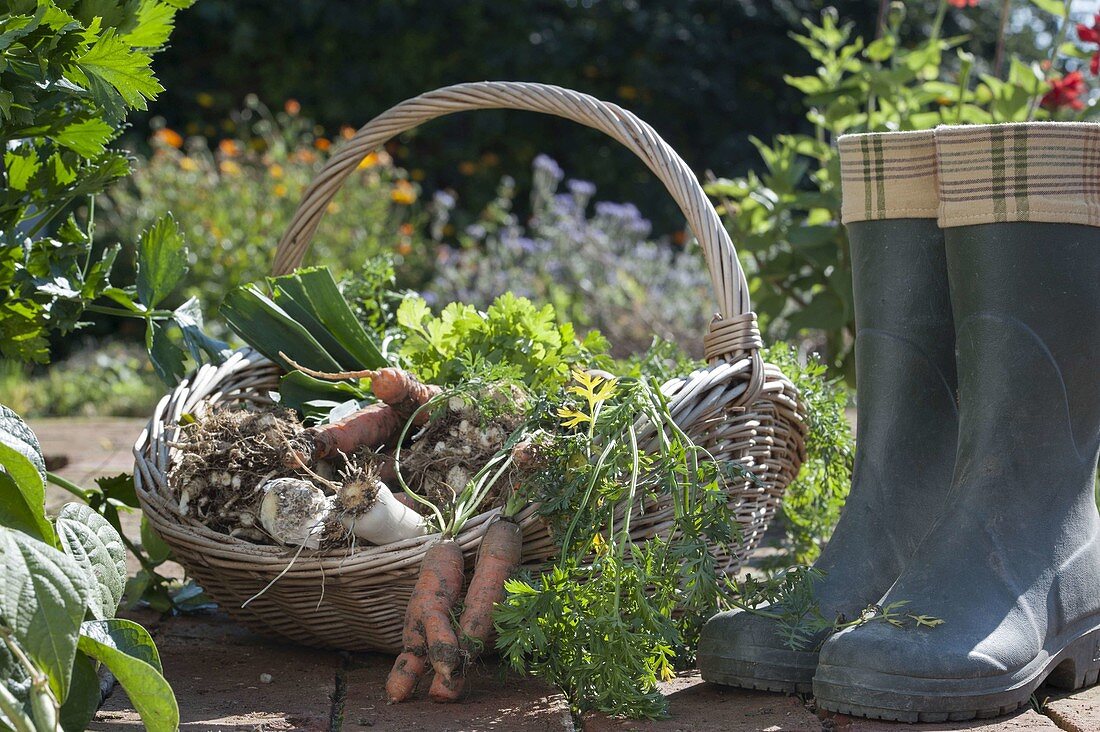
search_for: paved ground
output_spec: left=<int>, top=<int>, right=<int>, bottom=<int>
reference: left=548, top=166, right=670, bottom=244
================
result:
left=29, top=418, right=1100, bottom=731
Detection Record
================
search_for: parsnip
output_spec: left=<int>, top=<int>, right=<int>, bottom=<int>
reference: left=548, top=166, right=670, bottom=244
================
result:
left=337, top=480, right=426, bottom=545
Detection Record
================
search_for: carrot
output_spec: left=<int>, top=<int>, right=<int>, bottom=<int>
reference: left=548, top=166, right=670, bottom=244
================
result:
left=307, top=403, right=403, bottom=461
left=384, top=652, right=426, bottom=702
left=280, top=355, right=442, bottom=426
left=369, top=367, right=442, bottom=426
left=430, top=517, right=524, bottom=702
left=385, top=539, right=465, bottom=703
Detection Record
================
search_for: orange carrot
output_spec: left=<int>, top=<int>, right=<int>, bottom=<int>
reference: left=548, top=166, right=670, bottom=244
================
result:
left=384, top=652, right=426, bottom=702
left=279, top=355, right=441, bottom=427
left=385, top=539, right=465, bottom=703
left=307, top=403, right=403, bottom=461
left=369, top=368, right=442, bottom=426
left=430, top=518, right=523, bottom=702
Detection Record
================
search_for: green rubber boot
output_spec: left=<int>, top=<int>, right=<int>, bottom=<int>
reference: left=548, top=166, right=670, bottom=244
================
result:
left=815, top=122, right=1100, bottom=723
left=698, top=131, right=960, bottom=693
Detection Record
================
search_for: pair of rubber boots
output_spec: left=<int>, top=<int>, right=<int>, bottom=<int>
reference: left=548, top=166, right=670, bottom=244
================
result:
left=698, top=123, right=1100, bottom=723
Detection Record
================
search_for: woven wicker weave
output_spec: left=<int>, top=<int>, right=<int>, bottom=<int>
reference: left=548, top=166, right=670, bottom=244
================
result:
left=133, top=82, right=807, bottom=653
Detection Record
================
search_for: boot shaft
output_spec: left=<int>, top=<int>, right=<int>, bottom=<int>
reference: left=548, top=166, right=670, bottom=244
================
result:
left=935, top=124, right=1100, bottom=505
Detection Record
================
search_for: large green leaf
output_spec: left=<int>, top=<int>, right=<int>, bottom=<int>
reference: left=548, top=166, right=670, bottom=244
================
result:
left=146, top=319, right=187, bottom=386
left=270, top=267, right=387, bottom=369
left=58, top=650, right=100, bottom=732
left=72, top=30, right=164, bottom=111
left=277, top=370, right=369, bottom=421
left=135, top=214, right=187, bottom=309
left=220, top=285, right=342, bottom=373
left=48, top=118, right=114, bottom=157
left=0, top=528, right=91, bottom=700
left=78, top=619, right=177, bottom=732
left=0, top=415, right=55, bottom=544
left=121, top=0, right=178, bottom=48
left=56, top=503, right=126, bottom=620
left=0, top=405, right=46, bottom=487
left=172, top=296, right=228, bottom=364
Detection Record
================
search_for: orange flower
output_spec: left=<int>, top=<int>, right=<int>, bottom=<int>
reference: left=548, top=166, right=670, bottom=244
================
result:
left=396, top=241, right=413, bottom=255
left=153, top=128, right=183, bottom=149
left=269, top=163, right=284, bottom=179
left=294, top=149, right=317, bottom=164
left=314, top=137, right=331, bottom=151
left=458, top=161, right=477, bottom=176
left=273, top=183, right=288, bottom=197
left=358, top=151, right=380, bottom=169
left=391, top=179, right=417, bottom=205
left=284, top=99, right=301, bottom=115
left=399, top=223, right=415, bottom=236
left=340, top=125, right=356, bottom=140
left=218, top=139, right=241, bottom=157
left=480, top=152, right=500, bottom=167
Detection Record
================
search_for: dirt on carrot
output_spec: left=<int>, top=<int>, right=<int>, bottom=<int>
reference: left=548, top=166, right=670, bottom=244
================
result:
left=431, top=517, right=524, bottom=702
left=386, top=539, right=466, bottom=703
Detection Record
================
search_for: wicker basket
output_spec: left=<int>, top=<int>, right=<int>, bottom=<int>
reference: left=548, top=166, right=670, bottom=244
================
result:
left=133, top=81, right=807, bottom=653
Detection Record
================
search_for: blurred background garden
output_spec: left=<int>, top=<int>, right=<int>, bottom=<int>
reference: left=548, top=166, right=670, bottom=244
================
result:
left=4, top=0, right=1099, bottom=557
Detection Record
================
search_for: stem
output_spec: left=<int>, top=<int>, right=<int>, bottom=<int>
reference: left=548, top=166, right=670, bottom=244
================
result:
left=46, top=471, right=91, bottom=501
left=955, top=57, right=974, bottom=124
left=929, top=0, right=948, bottom=43
left=993, top=0, right=1012, bottom=79
left=1027, top=0, right=1073, bottom=121
left=874, top=0, right=890, bottom=40
left=84, top=303, right=169, bottom=319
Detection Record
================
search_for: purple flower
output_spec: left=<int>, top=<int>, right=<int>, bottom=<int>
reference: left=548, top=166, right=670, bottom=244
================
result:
left=567, top=179, right=596, bottom=197
left=433, top=190, right=456, bottom=209
left=533, top=154, right=564, bottom=181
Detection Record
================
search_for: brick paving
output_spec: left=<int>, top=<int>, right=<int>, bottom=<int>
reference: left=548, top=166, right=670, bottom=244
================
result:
left=28, top=418, right=1100, bottom=731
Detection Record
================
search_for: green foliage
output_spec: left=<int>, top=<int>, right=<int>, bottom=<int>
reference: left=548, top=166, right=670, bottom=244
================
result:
left=99, top=97, right=436, bottom=319
left=729, top=566, right=941, bottom=652
left=496, top=374, right=740, bottom=719
left=396, top=292, right=612, bottom=391
left=707, top=6, right=1071, bottom=381
left=221, top=266, right=391, bottom=422
left=77, top=619, right=176, bottom=731
left=761, top=343, right=854, bottom=564
left=0, top=0, right=191, bottom=365
left=0, top=406, right=176, bottom=731
left=0, top=342, right=162, bottom=418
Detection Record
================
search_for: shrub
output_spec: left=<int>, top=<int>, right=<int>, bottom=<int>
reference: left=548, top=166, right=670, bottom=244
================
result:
left=0, top=341, right=162, bottom=419
left=98, top=97, right=437, bottom=323
left=707, top=3, right=1081, bottom=381
left=425, top=155, right=713, bottom=358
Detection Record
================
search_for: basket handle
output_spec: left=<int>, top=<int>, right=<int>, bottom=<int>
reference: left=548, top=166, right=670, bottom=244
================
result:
left=273, top=81, right=762, bottom=370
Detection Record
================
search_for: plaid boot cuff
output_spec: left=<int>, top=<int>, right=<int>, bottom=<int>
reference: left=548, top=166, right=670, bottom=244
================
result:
left=936, top=122, right=1100, bottom=228
left=838, top=130, right=938, bottom=224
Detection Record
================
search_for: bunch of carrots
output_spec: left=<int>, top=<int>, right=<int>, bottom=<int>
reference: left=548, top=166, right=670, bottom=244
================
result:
left=285, top=361, right=527, bottom=703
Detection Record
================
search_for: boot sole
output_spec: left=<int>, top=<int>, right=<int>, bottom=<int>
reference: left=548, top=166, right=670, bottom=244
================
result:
left=814, top=619, right=1100, bottom=723
left=698, top=646, right=817, bottom=695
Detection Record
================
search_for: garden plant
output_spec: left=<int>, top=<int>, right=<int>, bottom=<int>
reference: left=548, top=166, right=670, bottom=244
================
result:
left=3, top=0, right=1100, bottom=728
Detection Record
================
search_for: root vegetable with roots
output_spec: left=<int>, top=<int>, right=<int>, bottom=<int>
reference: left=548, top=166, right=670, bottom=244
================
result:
left=280, top=357, right=444, bottom=462
left=387, top=438, right=534, bottom=704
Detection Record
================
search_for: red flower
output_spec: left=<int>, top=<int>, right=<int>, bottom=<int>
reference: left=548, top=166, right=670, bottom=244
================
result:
left=948, top=0, right=978, bottom=7
left=1077, top=14, right=1100, bottom=75
left=1041, top=71, right=1086, bottom=111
